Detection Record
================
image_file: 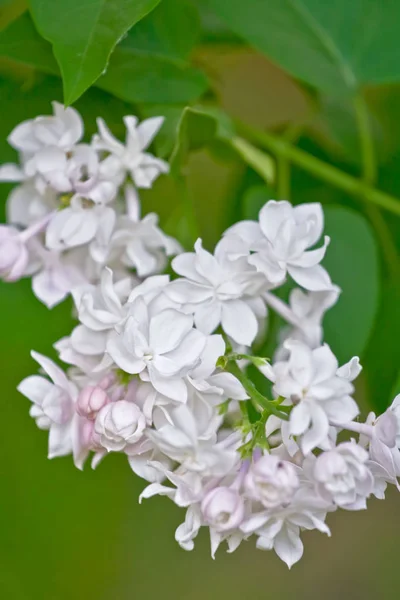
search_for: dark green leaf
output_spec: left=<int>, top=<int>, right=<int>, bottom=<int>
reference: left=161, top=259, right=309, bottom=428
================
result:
left=322, top=205, right=380, bottom=362
left=123, top=0, right=200, bottom=61
left=99, top=50, right=207, bottom=104
left=205, top=0, right=400, bottom=94
left=0, top=12, right=208, bottom=104
left=363, top=279, right=400, bottom=412
left=0, top=11, right=58, bottom=73
left=28, top=0, right=161, bottom=104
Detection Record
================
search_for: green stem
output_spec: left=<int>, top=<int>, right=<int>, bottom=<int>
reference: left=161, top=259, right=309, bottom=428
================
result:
left=277, top=154, right=291, bottom=200
left=354, top=94, right=377, bottom=185
left=227, top=360, right=289, bottom=421
left=235, top=120, right=400, bottom=216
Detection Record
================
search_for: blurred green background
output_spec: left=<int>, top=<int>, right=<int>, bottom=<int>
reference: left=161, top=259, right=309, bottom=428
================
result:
left=1, top=1, right=400, bottom=598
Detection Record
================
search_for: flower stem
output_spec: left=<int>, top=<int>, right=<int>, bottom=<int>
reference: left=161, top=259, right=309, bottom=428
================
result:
left=227, top=360, right=289, bottom=421
left=235, top=120, right=400, bottom=216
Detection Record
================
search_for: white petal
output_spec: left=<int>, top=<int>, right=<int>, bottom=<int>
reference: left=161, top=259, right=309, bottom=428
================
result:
left=149, top=309, right=193, bottom=355
left=31, top=350, right=69, bottom=389
left=194, top=301, right=222, bottom=334
left=165, top=279, right=212, bottom=304
left=148, top=369, right=188, bottom=402
left=106, top=333, right=145, bottom=374
left=163, top=329, right=206, bottom=372
left=274, top=525, right=303, bottom=569
left=294, top=202, right=324, bottom=247
left=137, top=116, right=164, bottom=150
left=258, top=200, right=293, bottom=242
left=221, top=299, right=258, bottom=345
left=208, top=372, right=248, bottom=400
left=290, top=402, right=311, bottom=436
left=337, top=357, right=362, bottom=381
left=301, top=404, right=330, bottom=455
left=17, top=375, right=52, bottom=406
left=190, top=334, right=225, bottom=380
left=287, top=264, right=333, bottom=292
left=48, top=422, right=72, bottom=458
left=311, top=344, right=338, bottom=384
left=290, top=236, right=330, bottom=268
left=0, top=163, right=25, bottom=182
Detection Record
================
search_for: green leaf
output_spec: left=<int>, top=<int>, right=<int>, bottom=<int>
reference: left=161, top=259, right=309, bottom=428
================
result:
left=363, top=279, right=400, bottom=412
left=322, top=205, right=380, bottom=363
left=0, top=12, right=208, bottom=104
left=28, top=0, right=161, bottom=104
left=123, top=0, right=200, bottom=61
left=0, top=11, right=58, bottom=73
left=170, top=106, right=218, bottom=175
left=205, top=0, right=400, bottom=94
left=99, top=49, right=207, bottom=104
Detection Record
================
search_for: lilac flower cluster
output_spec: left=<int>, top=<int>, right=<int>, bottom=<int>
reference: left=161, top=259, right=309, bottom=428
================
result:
left=2, top=105, right=399, bottom=568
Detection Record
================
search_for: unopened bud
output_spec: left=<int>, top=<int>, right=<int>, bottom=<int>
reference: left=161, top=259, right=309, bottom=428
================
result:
left=77, top=385, right=110, bottom=419
left=201, top=487, right=244, bottom=532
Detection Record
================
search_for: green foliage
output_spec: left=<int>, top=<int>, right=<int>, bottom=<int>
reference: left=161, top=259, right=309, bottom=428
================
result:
left=0, top=10, right=207, bottom=104
left=125, top=0, right=201, bottom=61
left=28, top=0, right=161, bottom=104
left=205, top=0, right=400, bottom=94
left=322, top=206, right=380, bottom=362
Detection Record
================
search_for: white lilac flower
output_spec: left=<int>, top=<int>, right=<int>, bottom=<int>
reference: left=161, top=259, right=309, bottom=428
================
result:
left=46, top=195, right=116, bottom=253
left=7, top=183, right=57, bottom=227
left=2, top=102, right=84, bottom=194
left=93, top=116, right=169, bottom=188
left=94, top=400, right=146, bottom=452
left=107, top=299, right=207, bottom=401
left=18, top=351, right=77, bottom=458
left=147, top=404, right=238, bottom=475
left=110, top=185, right=181, bottom=277
left=357, top=401, right=400, bottom=481
left=201, top=487, right=245, bottom=532
left=271, top=287, right=340, bottom=356
left=31, top=246, right=88, bottom=308
left=8, top=102, right=83, bottom=154
left=166, top=237, right=267, bottom=345
left=226, top=200, right=333, bottom=291
left=267, top=340, right=360, bottom=455
left=241, top=486, right=331, bottom=568
left=72, top=268, right=132, bottom=332
left=305, top=441, right=374, bottom=509
left=244, top=455, right=300, bottom=508
left=0, top=225, right=29, bottom=281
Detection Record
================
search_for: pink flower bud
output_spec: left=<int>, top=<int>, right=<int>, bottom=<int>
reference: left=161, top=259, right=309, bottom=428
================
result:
left=77, top=385, right=110, bottom=419
left=98, top=373, right=116, bottom=390
left=201, top=487, right=244, bottom=532
left=0, top=226, right=29, bottom=281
